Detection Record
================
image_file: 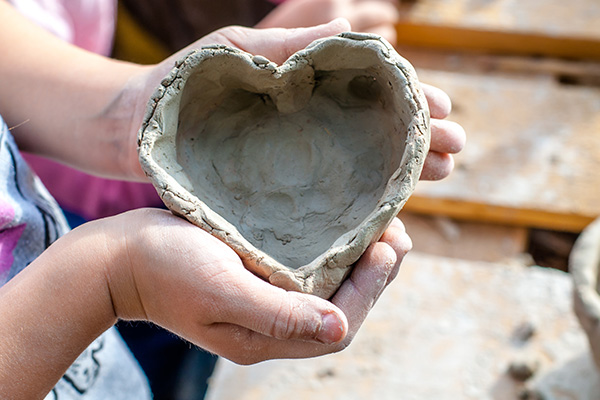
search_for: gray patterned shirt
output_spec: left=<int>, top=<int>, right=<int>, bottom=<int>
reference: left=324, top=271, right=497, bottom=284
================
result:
left=0, top=116, right=152, bottom=399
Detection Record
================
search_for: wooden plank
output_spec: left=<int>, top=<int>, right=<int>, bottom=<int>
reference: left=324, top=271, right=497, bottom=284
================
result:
left=404, top=64, right=600, bottom=232
left=404, top=197, right=596, bottom=233
left=397, top=0, right=600, bottom=60
left=206, top=253, right=598, bottom=399
left=399, top=211, right=529, bottom=263
left=398, top=48, right=600, bottom=87
left=396, top=23, right=600, bottom=61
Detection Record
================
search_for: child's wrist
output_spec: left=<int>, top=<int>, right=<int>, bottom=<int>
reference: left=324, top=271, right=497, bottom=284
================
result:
left=87, top=213, right=149, bottom=322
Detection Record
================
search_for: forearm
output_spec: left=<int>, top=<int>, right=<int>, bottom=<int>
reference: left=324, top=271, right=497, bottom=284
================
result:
left=0, top=224, right=120, bottom=399
left=0, top=1, right=149, bottom=179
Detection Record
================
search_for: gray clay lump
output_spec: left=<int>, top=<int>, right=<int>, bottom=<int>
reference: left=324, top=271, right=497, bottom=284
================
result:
left=138, top=33, right=430, bottom=298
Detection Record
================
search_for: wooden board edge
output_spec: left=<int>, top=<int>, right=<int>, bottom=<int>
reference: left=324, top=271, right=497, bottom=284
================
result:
left=403, top=195, right=598, bottom=233
left=396, top=22, right=600, bottom=61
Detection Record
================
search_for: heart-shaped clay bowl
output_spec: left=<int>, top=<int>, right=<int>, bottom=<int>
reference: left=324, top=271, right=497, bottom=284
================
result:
left=138, top=32, right=430, bottom=298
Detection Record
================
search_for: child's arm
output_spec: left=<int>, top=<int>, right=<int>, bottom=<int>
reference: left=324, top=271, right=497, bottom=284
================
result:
left=0, top=3, right=349, bottom=182
left=0, top=1, right=462, bottom=184
left=0, top=217, right=120, bottom=399
left=0, top=1, right=144, bottom=180
left=0, top=208, right=411, bottom=398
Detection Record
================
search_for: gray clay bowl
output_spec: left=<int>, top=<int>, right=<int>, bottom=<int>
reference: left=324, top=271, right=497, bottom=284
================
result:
left=571, top=217, right=600, bottom=369
left=138, top=32, right=430, bottom=298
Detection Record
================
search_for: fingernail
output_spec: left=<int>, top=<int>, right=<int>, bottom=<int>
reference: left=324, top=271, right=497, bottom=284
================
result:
left=316, top=312, right=345, bottom=344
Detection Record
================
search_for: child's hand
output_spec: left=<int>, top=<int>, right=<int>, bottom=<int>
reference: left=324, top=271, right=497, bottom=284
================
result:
left=257, top=0, right=401, bottom=45
left=0, top=207, right=409, bottom=396
left=107, top=209, right=411, bottom=363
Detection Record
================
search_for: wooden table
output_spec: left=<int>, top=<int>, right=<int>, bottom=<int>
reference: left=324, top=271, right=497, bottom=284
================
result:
left=206, top=252, right=599, bottom=400
left=392, top=0, right=600, bottom=233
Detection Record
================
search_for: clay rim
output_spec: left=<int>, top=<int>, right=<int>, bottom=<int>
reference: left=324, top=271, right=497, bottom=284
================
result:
left=137, top=32, right=430, bottom=297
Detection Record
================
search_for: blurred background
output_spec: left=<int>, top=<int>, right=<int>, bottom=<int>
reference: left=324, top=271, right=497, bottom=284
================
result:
left=112, top=1, right=600, bottom=398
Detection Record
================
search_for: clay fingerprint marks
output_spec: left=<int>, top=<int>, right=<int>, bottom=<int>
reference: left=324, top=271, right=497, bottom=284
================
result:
left=196, top=107, right=387, bottom=270
left=138, top=34, right=429, bottom=297
left=194, top=44, right=398, bottom=269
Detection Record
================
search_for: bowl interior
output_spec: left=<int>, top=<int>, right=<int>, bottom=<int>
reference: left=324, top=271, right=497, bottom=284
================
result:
left=153, top=50, right=413, bottom=269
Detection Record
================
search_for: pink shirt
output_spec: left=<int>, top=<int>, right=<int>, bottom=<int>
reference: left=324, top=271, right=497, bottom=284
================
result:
left=9, top=0, right=116, bottom=56
left=12, top=0, right=291, bottom=220
left=11, top=0, right=164, bottom=220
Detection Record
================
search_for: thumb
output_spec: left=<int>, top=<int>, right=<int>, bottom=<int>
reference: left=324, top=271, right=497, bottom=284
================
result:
left=219, top=272, right=349, bottom=344
left=270, top=291, right=349, bottom=344
left=207, top=18, right=352, bottom=65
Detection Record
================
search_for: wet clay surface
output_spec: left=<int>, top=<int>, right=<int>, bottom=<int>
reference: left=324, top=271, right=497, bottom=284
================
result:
left=178, top=70, right=401, bottom=268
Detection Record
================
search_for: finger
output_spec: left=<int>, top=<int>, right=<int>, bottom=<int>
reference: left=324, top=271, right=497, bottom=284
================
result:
left=388, top=215, right=406, bottom=232
left=421, top=83, right=452, bottom=119
left=211, top=18, right=351, bottom=65
left=430, top=119, right=466, bottom=154
left=363, top=24, right=398, bottom=45
left=330, top=242, right=396, bottom=339
left=210, top=267, right=348, bottom=345
left=420, top=150, right=454, bottom=180
left=279, top=17, right=352, bottom=63
left=199, top=317, right=325, bottom=365
left=379, top=219, right=412, bottom=285
left=381, top=218, right=412, bottom=255
left=351, top=3, right=400, bottom=29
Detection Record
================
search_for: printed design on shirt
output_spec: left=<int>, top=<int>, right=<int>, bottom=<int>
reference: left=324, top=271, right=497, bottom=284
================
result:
left=0, top=199, right=25, bottom=281
left=63, top=337, right=104, bottom=394
left=45, top=388, right=57, bottom=400
left=5, top=142, right=62, bottom=249
left=61, top=335, right=105, bottom=395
